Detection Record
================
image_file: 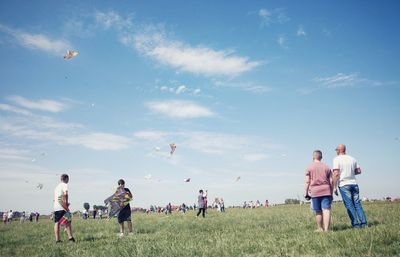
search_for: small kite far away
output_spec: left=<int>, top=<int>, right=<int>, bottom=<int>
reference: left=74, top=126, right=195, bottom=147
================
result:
left=64, top=50, right=78, bottom=60
left=184, top=178, right=191, bottom=182
left=170, top=143, right=176, bottom=155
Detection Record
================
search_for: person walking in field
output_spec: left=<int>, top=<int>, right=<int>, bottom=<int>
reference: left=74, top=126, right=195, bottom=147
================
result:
left=196, top=189, right=206, bottom=218
left=332, top=144, right=367, bottom=228
left=7, top=210, right=13, bottom=223
left=116, top=179, right=133, bottom=237
left=20, top=211, right=26, bottom=224
left=54, top=174, right=75, bottom=243
left=304, top=150, right=333, bottom=232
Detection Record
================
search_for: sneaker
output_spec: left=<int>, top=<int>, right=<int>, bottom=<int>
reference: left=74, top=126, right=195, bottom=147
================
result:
left=128, top=232, right=134, bottom=236
left=68, top=237, right=76, bottom=242
left=55, top=240, right=62, bottom=243
left=118, top=232, right=124, bottom=238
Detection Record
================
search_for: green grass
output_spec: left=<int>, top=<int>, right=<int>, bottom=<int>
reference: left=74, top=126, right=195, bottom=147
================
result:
left=1, top=202, right=399, bottom=257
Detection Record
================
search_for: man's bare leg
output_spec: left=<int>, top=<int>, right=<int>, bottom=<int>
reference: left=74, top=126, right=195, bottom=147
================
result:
left=66, top=223, right=74, bottom=239
left=119, top=222, right=124, bottom=234
left=322, top=209, right=331, bottom=232
left=315, top=212, right=324, bottom=232
left=127, top=221, right=133, bottom=233
left=54, top=223, right=60, bottom=241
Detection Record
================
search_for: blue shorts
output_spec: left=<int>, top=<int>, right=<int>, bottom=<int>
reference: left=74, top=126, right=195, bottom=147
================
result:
left=311, top=196, right=332, bottom=212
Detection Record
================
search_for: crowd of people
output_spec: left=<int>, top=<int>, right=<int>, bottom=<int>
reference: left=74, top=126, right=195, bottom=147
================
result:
left=2, top=143, right=371, bottom=242
left=242, top=200, right=270, bottom=209
left=2, top=210, right=40, bottom=224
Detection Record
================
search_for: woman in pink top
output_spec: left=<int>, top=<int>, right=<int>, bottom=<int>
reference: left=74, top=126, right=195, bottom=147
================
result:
left=304, top=150, right=333, bottom=232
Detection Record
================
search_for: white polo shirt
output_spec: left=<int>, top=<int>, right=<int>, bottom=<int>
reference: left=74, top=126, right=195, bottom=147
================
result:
left=333, top=154, right=360, bottom=187
left=54, top=182, right=68, bottom=211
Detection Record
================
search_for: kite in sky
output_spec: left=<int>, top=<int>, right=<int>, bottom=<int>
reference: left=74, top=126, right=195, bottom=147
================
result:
left=144, top=174, right=152, bottom=180
left=37, top=183, right=43, bottom=190
left=235, top=176, right=241, bottom=182
left=184, top=178, right=191, bottom=182
left=63, top=50, right=78, bottom=60
left=170, top=143, right=176, bottom=155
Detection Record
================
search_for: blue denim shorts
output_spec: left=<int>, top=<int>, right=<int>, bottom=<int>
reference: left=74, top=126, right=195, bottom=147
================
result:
left=311, top=195, right=333, bottom=212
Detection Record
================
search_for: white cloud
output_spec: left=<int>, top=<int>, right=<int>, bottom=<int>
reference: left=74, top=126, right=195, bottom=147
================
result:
left=214, top=80, right=271, bottom=94
left=0, top=101, right=132, bottom=151
left=312, top=73, right=387, bottom=88
left=298, top=72, right=396, bottom=94
left=193, top=88, right=201, bottom=95
left=0, top=23, right=71, bottom=55
left=175, top=85, right=187, bottom=94
left=133, top=130, right=169, bottom=141
left=95, top=11, right=133, bottom=30
left=0, top=103, right=32, bottom=116
left=241, top=153, right=269, bottom=162
left=297, top=26, right=306, bottom=37
left=146, top=100, right=215, bottom=119
left=66, top=132, right=131, bottom=150
left=133, top=28, right=260, bottom=76
left=7, top=95, right=67, bottom=113
left=258, top=8, right=289, bottom=27
left=277, top=35, right=288, bottom=49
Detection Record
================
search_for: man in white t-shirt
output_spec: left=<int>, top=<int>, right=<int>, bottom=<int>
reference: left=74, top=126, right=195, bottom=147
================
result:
left=332, top=144, right=367, bottom=228
left=53, top=174, right=75, bottom=242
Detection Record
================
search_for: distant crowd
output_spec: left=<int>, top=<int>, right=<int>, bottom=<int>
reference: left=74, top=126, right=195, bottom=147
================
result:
left=2, top=210, right=40, bottom=224
left=2, top=143, right=383, bottom=241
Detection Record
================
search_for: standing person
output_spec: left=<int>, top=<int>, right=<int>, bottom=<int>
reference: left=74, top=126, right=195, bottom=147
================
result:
left=7, top=210, right=13, bottom=223
left=3, top=211, right=8, bottom=224
left=204, top=190, right=208, bottom=213
left=116, top=179, right=133, bottom=237
left=196, top=190, right=206, bottom=218
left=98, top=209, right=103, bottom=219
left=54, top=174, right=75, bottom=243
left=332, top=144, right=367, bottom=228
left=35, top=212, right=40, bottom=222
left=93, top=208, right=97, bottom=219
left=304, top=150, right=333, bottom=232
left=220, top=198, right=225, bottom=212
left=29, top=213, right=33, bottom=222
left=20, top=211, right=26, bottom=224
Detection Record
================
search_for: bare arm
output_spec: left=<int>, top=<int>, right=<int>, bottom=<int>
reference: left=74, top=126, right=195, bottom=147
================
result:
left=61, top=192, right=69, bottom=210
left=304, top=175, right=310, bottom=197
left=355, top=167, right=361, bottom=175
left=332, top=170, right=339, bottom=195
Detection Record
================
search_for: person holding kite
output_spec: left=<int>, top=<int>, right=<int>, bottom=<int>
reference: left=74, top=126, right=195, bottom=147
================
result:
left=116, top=179, right=133, bottom=237
left=53, top=174, right=75, bottom=243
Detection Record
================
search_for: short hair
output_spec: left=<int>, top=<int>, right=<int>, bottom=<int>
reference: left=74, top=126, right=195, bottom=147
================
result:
left=313, top=150, right=323, bottom=160
left=118, top=179, right=125, bottom=186
left=199, top=189, right=203, bottom=194
left=60, top=174, right=69, bottom=182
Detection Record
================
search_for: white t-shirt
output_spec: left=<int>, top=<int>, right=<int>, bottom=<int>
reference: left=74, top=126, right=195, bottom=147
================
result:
left=7, top=212, right=13, bottom=219
left=54, top=182, right=68, bottom=211
left=333, top=154, right=360, bottom=187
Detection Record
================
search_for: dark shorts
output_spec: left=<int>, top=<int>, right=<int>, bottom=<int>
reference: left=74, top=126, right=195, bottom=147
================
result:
left=54, top=210, right=66, bottom=223
left=118, top=206, right=131, bottom=224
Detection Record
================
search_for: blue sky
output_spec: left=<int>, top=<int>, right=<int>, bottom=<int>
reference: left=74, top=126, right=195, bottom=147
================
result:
left=0, top=1, right=399, bottom=213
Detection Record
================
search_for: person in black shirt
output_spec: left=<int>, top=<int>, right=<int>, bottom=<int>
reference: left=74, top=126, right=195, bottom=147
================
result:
left=117, top=179, right=133, bottom=237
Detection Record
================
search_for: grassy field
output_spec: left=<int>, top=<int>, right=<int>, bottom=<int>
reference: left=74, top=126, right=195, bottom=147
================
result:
left=0, top=201, right=399, bottom=257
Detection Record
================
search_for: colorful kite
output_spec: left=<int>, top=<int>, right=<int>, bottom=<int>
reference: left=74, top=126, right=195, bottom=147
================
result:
left=63, top=50, right=78, bottom=60
left=170, top=143, right=176, bottom=155
left=104, top=188, right=132, bottom=218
